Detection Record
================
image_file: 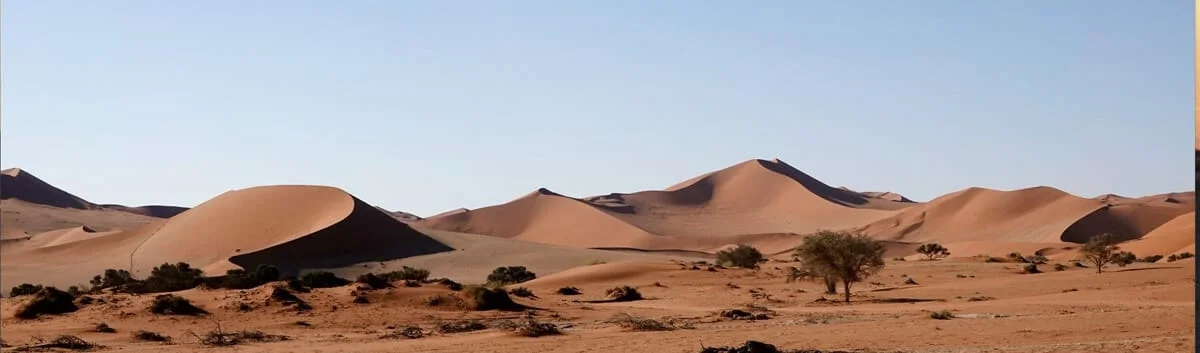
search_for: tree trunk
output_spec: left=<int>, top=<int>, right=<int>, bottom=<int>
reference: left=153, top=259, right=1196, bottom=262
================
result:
left=824, top=277, right=837, bottom=294
left=843, top=281, right=852, bottom=303
left=1096, top=263, right=1103, bottom=274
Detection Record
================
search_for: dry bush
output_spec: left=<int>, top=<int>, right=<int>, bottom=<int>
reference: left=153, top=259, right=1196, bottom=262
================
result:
left=966, top=296, right=996, bottom=302
left=192, top=324, right=289, bottom=346
left=916, top=243, right=950, bottom=260
left=133, top=330, right=170, bottom=342
left=487, top=266, right=537, bottom=286
left=150, top=294, right=206, bottom=316
left=609, top=313, right=675, bottom=331
left=1021, top=264, right=1041, bottom=274
left=716, top=244, right=765, bottom=268
left=12, top=335, right=101, bottom=352
left=719, top=309, right=770, bottom=320
left=698, top=340, right=817, bottom=353
left=435, top=320, right=487, bottom=334
left=355, top=273, right=392, bottom=290
left=930, top=310, right=953, bottom=320
left=299, top=271, right=350, bottom=288
left=93, top=323, right=116, bottom=333
left=380, top=266, right=430, bottom=282
left=9, top=284, right=43, bottom=297
left=556, top=286, right=581, bottom=295
left=604, top=286, right=643, bottom=302
left=508, top=287, right=535, bottom=298
left=459, top=285, right=520, bottom=311
left=435, top=278, right=464, bottom=291
left=15, top=287, right=78, bottom=319
left=495, top=319, right=561, bottom=337
left=379, top=326, right=424, bottom=339
left=1053, top=263, right=1068, bottom=271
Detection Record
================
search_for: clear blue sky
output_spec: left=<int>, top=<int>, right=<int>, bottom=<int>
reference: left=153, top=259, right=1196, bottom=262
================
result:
left=2, top=1, right=1193, bottom=216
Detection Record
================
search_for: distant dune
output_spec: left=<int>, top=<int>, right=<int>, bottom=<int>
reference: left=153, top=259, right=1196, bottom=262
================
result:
left=1119, top=212, right=1196, bottom=257
left=373, top=206, right=423, bottom=223
left=0, top=168, right=189, bottom=234
left=420, top=159, right=913, bottom=253
left=1, top=185, right=455, bottom=288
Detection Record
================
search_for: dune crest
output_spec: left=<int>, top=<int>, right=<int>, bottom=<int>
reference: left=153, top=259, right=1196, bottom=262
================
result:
left=1, top=185, right=454, bottom=288
left=0, top=168, right=191, bottom=235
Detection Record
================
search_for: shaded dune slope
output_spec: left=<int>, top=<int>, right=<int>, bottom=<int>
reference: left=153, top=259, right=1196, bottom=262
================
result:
left=421, top=159, right=909, bottom=252
left=0, top=168, right=189, bottom=232
left=1, top=168, right=92, bottom=209
left=1119, top=212, right=1196, bottom=257
left=858, top=186, right=1193, bottom=249
left=1, top=185, right=454, bottom=288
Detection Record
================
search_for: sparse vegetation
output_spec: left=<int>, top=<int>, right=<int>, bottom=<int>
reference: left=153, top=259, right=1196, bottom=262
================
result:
left=93, top=323, right=116, bottom=333
left=434, top=278, right=463, bottom=291
left=133, top=330, right=170, bottom=342
left=609, top=313, right=675, bottom=331
left=604, top=286, right=643, bottom=302
left=355, top=273, right=392, bottom=290
left=149, top=294, right=206, bottom=316
left=12, top=335, right=101, bottom=351
left=90, top=269, right=135, bottom=291
left=1112, top=251, right=1137, bottom=267
left=15, top=287, right=78, bottom=319
left=486, top=266, right=537, bottom=286
left=698, top=340, right=813, bottom=353
left=1167, top=252, right=1195, bottom=262
left=9, top=283, right=43, bottom=297
left=299, top=271, right=350, bottom=288
left=459, top=285, right=520, bottom=310
left=930, top=310, right=954, bottom=320
left=193, top=325, right=289, bottom=346
left=719, top=309, right=770, bottom=320
left=587, top=259, right=608, bottom=266
left=1007, top=252, right=1026, bottom=263
left=1080, top=233, right=1119, bottom=273
left=380, top=266, right=430, bottom=282
left=716, top=244, right=765, bottom=268
left=508, top=287, right=535, bottom=298
left=1054, top=263, right=1068, bottom=271
left=1139, top=254, right=1165, bottom=263
left=379, top=326, right=425, bottom=339
left=206, top=265, right=281, bottom=290
left=916, top=243, right=950, bottom=260
left=556, top=286, right=581, bottom=295
left=1022, top=263, right=1041, bottom=274
left=436, top=320, right=488, bottom=334
left=793, top=230, right=886, bottom=302
left=495, top=319, right=561, bottom=337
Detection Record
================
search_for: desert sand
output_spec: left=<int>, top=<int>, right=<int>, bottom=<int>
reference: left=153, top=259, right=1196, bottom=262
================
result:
left=0, top=159, right=1193, bottom=352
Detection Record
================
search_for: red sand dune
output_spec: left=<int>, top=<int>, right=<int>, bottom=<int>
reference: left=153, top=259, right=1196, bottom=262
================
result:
left=1, top=168, right=188, bottom=219
left=1119, top=212, right=1196, bottom=258
left=0, top=185, right=454, bottom=288
left=420, top=159, right=912, bottom=253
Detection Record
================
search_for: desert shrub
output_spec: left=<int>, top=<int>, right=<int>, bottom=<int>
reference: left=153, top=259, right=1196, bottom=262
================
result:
left=90, top=269, right=135, bottom=291
left=1112, top=251, right=1137, bottom=267
left=94, top=322, right=116, bottom=333
left=209, top=269, right=257, bottom=290
left=1022, top=264, right=1041, bottom=274
left=966, top=296, right=996, bottom=302
left=587, top=259, right=608, bottom=266
left=508, top=287, right=535, bottom=298
left=13, top=335, right=100, bottom=351
left=381, top=266, right=431, bottom=282
left=133, top=330, right=169, bottom=342
left=149, top=294, right=206, bottom=315
left=486, top=266, right=537, bottom=286
left=1080, top=234, right=1119, bottom=273
left=253, top=265, right=280, bottom=282
left=286, top=278, right=310, bottom=293
left=355, top=273, right=392, bottom=290
left=379, top=326, right=424, bottom=339
left=903, top=277, right=918, bottom=285
left=609, top=313, right=675, bottom=331
left=604, top=286, right=643, bottom=302
left=1167, top=254, right=1179, bottom=262
left=719, top=309, right=770, bottom=320
left=9, top=283, right=43, bottom=297
left=436, top=278, right=463, bottom=291
left=916, top=243, right=950, bottom=260
left=66, top=286, right=85, bottom=296
left=1053, top=263, right=1068, bottom=271
left=716, top=244, right=765, bottom=268
left=1139, top=254, right=1164, bottom=263
left=352, top=295, right=369, bottom=304
left=15, top=287, right=78, bottom=319
left=793, top=230, right=886, bottom=302
left=436, top=320, right=487, bottom=334
left=930, top=310, right=954, bottom=320
left=269, top=286, right=302, bottom=304
left=1175, top=252, right=1196, bottom=261
left=140, top=262, right=204, bottom=293
left=556, top=286, right=581, bottom=295
left=459, top=285, right=519, bottom=311
left=699, top=341, right=796, bottom=353
left=1026, top=255, right=1049, bottom=264
left=495, top=319, right=561, bottom=337
left=196, top=328, right=288, bottom=346
left=299, top=271, right=350, bottom=288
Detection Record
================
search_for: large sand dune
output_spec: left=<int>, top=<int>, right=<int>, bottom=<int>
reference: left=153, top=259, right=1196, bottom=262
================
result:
left=420, top=159, right=910, bottom=252
left=0, top=168, right=188, bottom=235
left=0, top=185, right=454, bottom=289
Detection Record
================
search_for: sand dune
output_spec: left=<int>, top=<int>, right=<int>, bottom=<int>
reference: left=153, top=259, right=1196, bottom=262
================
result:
left=1118, top=212, right=1196, bottom=257
left=0, top=168, right=189, bottom=235
left=374, top=206, right=423, bottom=223
left=838, top=187, right=916, bottom=203
left=0, top=185, right=454, bottom=289
left=420, top=159, right=910, bottom=252
left=856, top=186, right=1191, bottom=252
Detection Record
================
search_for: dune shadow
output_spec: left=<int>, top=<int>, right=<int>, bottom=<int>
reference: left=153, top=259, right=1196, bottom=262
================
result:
left=1113, top=266, right=1184, bottom=272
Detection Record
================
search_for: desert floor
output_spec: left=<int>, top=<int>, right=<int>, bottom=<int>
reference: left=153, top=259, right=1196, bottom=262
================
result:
left=1, top=258, right=1193, bottom=353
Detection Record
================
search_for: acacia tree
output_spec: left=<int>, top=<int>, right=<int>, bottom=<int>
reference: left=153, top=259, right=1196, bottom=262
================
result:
left=794, top=230, right=886, bottom=302
left=1080, top=233, right=1119, bottom=274
left=916, top=243, right=950, bottom=260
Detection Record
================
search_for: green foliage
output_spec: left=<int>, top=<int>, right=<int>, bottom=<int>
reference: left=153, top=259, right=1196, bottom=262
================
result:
left=1112, top=251, right=1137, bottom=267
left=716, top=244, right=765, bottom=268
left=1080, top=233, right=1119, bottom=273
left=486, top=266, right=537, bottom=286
left=380, top=266, right=430, bottom=282
left=916, top=243, right=950, bottom=260
left=149, top=294, right=206, bottom=315
left=299, top=271, right=350, bottom=288
left=90, top=269, right=135, bottom=291
left=141, top=263, right=204, bottom=293
left=792, top=230, right=886, bottom=302
left=9, top=283, right=44, bottom=297
left=15, top=287, right=78, bottom=319
left=1139, top=254, right=1164, bottom=263
left=459, top=285, right=519, bottom=311
left=508, top=287, right=535, bottom=298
